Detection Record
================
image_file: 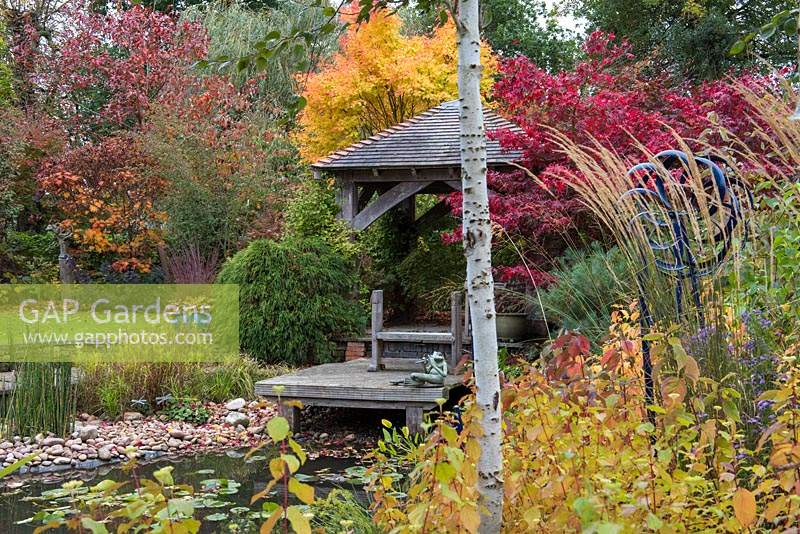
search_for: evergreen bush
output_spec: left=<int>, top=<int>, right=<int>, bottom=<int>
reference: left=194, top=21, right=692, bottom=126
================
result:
left=217, top=238, right=365, bottom=365
left=538, top=243, right=632, bottom=345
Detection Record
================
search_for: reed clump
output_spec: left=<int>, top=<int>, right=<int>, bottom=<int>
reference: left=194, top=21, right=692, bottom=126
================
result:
left=3, top=363, right=77, bottom=438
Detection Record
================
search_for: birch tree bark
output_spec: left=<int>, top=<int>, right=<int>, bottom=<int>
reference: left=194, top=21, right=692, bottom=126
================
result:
left=455, top=0, right=504, bottom=530
left=254, top=0, right=506, bottom=526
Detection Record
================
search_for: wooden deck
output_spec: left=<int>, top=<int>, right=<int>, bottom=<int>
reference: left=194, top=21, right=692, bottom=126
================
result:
left=255, top=358, right=464, bottom=433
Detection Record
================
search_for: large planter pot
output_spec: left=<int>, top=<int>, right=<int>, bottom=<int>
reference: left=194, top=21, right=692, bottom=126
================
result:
left=496, top=312, right=530, bottom=341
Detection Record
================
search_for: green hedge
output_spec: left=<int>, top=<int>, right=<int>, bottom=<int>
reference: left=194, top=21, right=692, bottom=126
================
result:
left=217, top=238, right=364, bottom=365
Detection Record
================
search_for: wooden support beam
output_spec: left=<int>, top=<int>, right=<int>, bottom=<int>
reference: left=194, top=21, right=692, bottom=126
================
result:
left=405, top=406, right=424, bottom=435
left=464, top=292, right=471, bottom=339
left=369, top=290, right=384, bottom=372
left=324, top=165, right=519, bottom=184
left=398, top=196, right=415, bottom=221
left=351, top=181, right=433, bottom=231
left=336, top=180, right=358, bottom=223
left=450, top=291, right=463, bottom=372
left=279, top=402, right=301, bottom=433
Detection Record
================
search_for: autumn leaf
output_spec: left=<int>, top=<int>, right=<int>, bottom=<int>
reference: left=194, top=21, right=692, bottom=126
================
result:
left=288, top=477, right=315, bottom=505
left=683, top=355, right=700, bottom=384
left=286, top=505, right=311, bottom=534
left=733, top=488, right=756, bottom=527
left=460, top=505, right=481, bottom=532
left=260, top=507, right=282, bottom=534
left=266, top=417, right=290, bottom=442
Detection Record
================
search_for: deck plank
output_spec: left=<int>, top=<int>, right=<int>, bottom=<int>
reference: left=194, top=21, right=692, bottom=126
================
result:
left=255, top=358, right=462, bottom=405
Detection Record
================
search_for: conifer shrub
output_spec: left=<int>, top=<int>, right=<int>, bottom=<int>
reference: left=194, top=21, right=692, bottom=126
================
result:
left=217, top=238, right=365, bottom=365
left=538, top=243, right=632, bottom=345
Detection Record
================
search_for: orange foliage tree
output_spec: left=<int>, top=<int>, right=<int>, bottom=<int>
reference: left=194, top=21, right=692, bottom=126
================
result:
left=294, top=8, right=497, bottom=161
left=37, top=137, right=166, bottom=273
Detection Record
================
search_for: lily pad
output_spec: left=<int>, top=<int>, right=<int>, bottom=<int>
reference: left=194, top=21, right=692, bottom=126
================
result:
left=201, top=498, right=231, bottom=508
left=205, top=512, right=229, bottom=521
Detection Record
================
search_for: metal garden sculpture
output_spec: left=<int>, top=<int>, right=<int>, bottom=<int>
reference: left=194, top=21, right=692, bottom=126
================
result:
left=621, top=150, right=752, bottom=407
left=390, top=351, right=448, bottom=387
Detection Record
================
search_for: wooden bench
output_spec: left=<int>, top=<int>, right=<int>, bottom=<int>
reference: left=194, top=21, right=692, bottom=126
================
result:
left=369, top=290, right=465, bottom=373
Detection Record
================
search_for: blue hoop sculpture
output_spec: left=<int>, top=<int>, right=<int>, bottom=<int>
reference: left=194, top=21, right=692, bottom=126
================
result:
left=621, top=150, right=751, bottom=407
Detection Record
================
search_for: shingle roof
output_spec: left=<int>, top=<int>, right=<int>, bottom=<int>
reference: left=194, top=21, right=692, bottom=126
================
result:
left=312, top=100, right=524, bottom=171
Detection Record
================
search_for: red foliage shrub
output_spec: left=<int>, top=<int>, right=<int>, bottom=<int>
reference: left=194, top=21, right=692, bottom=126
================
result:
left=451, top=31, right=776, bottom=284
left=16, top=1, right=207, bottom=135
left=10, top=1, right=292, bottom=273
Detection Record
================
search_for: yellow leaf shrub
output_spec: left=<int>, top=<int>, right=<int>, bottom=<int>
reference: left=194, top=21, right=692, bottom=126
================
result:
left=294, top=7, right=497, bottom=161
left=368, top=316, right=800, bottom=532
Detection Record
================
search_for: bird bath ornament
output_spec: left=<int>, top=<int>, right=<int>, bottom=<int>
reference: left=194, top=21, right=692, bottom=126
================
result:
left=621, top=150, right=751, bottom=407
left=47, top=222, right=76, bottom=284
left=391, top=351, right=448, bottom=387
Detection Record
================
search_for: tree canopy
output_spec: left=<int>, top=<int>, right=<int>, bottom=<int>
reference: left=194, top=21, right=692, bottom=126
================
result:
left=574, top=0, right=799, bottom=80
left=293, top=7, right=497, bottom=161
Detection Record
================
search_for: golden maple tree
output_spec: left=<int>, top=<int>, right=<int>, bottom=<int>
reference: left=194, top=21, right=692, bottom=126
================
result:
left=294, top=8, right=497, bottom=161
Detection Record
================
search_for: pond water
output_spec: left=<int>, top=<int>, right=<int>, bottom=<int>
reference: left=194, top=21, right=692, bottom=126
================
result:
left=0, top=450, right=366, bottom=533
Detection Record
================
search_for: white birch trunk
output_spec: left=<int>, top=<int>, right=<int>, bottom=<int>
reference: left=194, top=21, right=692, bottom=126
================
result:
left=455, top=0, right=504, bottom=531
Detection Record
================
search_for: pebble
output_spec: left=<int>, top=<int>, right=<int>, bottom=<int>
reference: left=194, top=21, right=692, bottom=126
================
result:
left=45, top=445, right=64, bottom=456
left=0, top=400, right=286, bottom=479
left=224, top=412, right=250, bottom=427
left=224, top=398, right=246, bottom=411
left=168, top=429, right=187, bottom=440
left=79, top=425, right=99, bottom=440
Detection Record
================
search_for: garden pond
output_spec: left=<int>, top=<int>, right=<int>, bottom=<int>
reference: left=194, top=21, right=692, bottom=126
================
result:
left=0, top=449, right=368, bottom=532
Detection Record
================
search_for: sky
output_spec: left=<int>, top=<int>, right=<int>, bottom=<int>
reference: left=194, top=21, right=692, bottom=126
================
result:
left=544, top=0, right=586, bottom=32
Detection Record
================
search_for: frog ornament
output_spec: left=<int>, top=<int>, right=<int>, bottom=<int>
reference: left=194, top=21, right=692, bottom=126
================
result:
left=390, top=351, right=448, bottom=387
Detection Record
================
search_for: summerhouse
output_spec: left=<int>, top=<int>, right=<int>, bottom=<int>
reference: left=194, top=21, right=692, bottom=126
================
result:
left=256, top=100, right=523, bottom=433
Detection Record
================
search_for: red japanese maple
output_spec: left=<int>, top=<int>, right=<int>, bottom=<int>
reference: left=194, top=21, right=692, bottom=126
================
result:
left=453, top=31, right=773, bottom=284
